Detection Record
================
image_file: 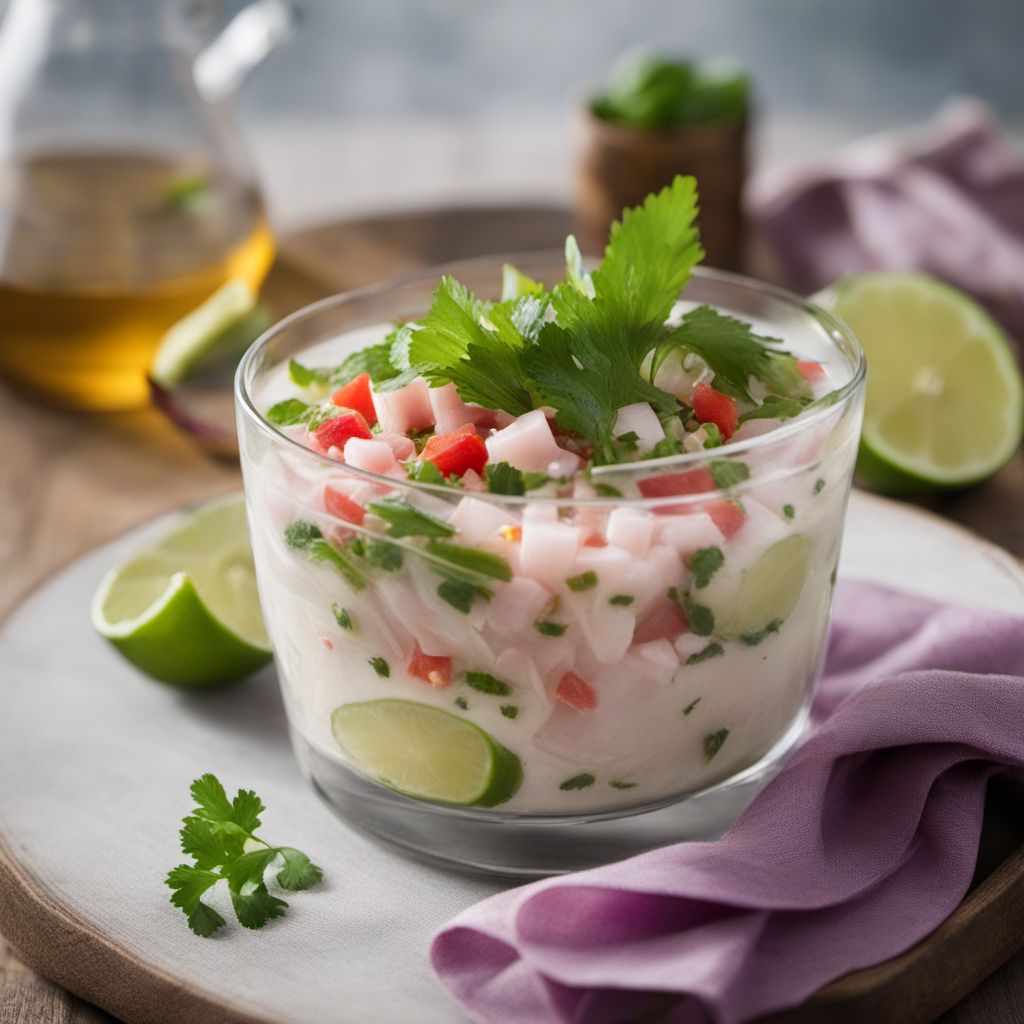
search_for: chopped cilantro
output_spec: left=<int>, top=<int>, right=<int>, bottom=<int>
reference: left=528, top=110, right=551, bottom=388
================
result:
left=465, top=671, right=511, bottom=696
left=535, top=620, right=568, bottom=637
left=485, top=462, right=525, bottom=495
left=369, top=657, right=390, bottom=678
left=454, top=697, right=469, bottom=710
left=703, top=728, right=729, bottom=762
left=686, top=642, right=724, bottom=665
left=683, top=697, right=702, bottom=716
left=308, top=538, right=367, bottom=591
left=365, top=496, right=454, bottom=539
left=709, top=459, right=750, bottom=489
left=407, top=460, right=447, bottom=486
left=267, top=399, right=315, bottom=427
left=647, top=436, right=683, bottom=460
left=594, top=482, right=623, bottom=498
left=501, top=263, right=546, bottom=302
left=616, top=430, right=640, bottom=451
left=500, top=705, right=519, bottom=719
left=522, top=471, right=554, bottom=491
left=165, top=774, right=322, bottom=937
left=741, top=619, right=782, bottom=647
left=284, top=520, right=322, bottom=550
left=690, top=545, right=724, bottom=588
left=329, top=336, right=403, bottom=386
left=560, top=773, right=596, bottom=791
left=783, top=504, right=795, bottom=520
left=609, top=779, right=637, bottom=790
left=426, top=541, right=512, bottom=581
left=566, top=570, right=598, bottom=592
left=437, top=576, right=492, bottom=613
left=739, top=394, right=809, bottom=424
left=670, top=587, right=715, bottom=636
left=609, top=594, right=634, bottom=606
left=331, top=603, right=353, bottom=631
left=813, top=478, right=825, bottom=495
left=362, top=539, right=403, bottom=571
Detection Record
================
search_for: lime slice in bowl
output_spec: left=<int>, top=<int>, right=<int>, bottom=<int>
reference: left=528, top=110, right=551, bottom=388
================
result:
left=825, top=272, right=1023, bottom=494
left=331, top=700, right=523, bottom=808
left=91, top=494, right=272, bottom=687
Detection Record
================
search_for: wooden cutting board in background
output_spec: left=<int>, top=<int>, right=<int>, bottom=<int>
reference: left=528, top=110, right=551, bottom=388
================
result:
left=2, top=203, right=1024, bottom=1024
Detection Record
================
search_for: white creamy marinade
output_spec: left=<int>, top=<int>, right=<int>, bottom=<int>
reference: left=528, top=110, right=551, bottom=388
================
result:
left=244, top=329, right=859, bottom=814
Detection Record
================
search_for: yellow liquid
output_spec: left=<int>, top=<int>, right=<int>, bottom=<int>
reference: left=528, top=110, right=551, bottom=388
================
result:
left=0, top=152, right=275, bottom=410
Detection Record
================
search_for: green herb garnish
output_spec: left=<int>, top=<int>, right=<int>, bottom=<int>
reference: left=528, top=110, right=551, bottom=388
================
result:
left=436, top=576, right=493, bottom=613
left=309, top=538, right=367, bottom=591
left=609, top=779, right=637, bottom=790
left=560, top=773, right=596, bottom=791
left=783, top=504, right=795, bottom=521
left=500, top=705, right=519, bottom=720
left=455, top=697, right=469, bottom=710
left=331, top=604, right=353, bottom=631
left=465, top=671, right=512, bottom=696
left=690, top=545, right=724, bottom=588
left=288, top=358, right=330, bottom=389
left=566, top=570, right=599, bottom=592
left=683, top=697, right=702, bottom=716
left=363, top=539, right=403, bottom=572
left=365, top=496, right=454, bottom=539
left=165, top=774, right=322, bottom=937
left=709, top=459, right=750, bottom=489
left=284, top=520, right=321, bottom=550
left=702, top=422, right=723, bottom=448
left=329, top=335, right=403, bottom=387
left=813, top=478, right=825, bottom=495
left=369, top=656, right=390, bottom=678
left=535, top=620, right=568, bottom=637
left=484, top=462, right=526, bottom=496
left=407, top=459, right=448, bottom=486
left=426, top=541, right=512, bottom=582
left=668, top=587, right=715, bottom=636
left=594, top=482, right=624, bottom=498
left=267, top=399, right=315, bottom=427
left=686, top=642, right=724, bottom=665
left=703, top=728, right=729, bottom=762
left=609, top=594, right=634, bottom=606
left=741, top=620, right=782, bottom=647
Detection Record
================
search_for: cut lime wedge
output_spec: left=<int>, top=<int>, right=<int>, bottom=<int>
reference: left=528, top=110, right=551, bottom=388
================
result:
left=331, top=699, right=523, bottom=807
left=707, top=534, right=812, bottom=638
left=825, top=272, right=1023, bottom=493
left=92, top=494, right=272, bottom=687
left=149, top=279, right=269, bottom=388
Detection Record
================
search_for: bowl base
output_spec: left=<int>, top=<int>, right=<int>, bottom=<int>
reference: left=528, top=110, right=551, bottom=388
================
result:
left=291, top=705, right=810, bottom=878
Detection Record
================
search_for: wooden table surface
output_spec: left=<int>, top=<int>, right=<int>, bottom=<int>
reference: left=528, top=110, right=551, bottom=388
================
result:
left=2, top=211, right=1024, bottom=1024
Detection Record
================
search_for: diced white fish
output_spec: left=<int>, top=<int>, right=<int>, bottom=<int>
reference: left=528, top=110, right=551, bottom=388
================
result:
left=485, top=409, right=580, bottom=476
left=657, top=511, right=722, bottom=559
left=613, top=402, right=665, bottom=455
left=343, top=437, right=405, bottom=479
left=371, top=378, right=434, bottom=434
left=486, top=576, right=552, bottom=634
left=520, top=518, right=583, bottom=589
left=606, top=508, right=655, bottom=559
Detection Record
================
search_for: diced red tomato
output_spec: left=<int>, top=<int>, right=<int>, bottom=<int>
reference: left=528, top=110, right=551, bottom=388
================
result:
left=407, top=644, right=453, bottom=687
left=313, top=411, right=373, bottom=453
left=637, top=467, right=715, bottom=499
left=323, top=486, right=365, bottom=526
left=583, top=533, right=608, bottom=547
left=796, top=360, right=824, bottom=383
left=703, top=499, right=747, bottom=539
left=692, top=382, right=738, bottom=439
left=633, top=598, right=689, bottom=644
left=422, top=426, right=488, bottom=478
left=330, top=372, right=377, bottom=425
left=555, top=671, right=598, bottom=711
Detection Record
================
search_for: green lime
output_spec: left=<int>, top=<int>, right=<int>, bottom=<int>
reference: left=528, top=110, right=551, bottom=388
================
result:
left=826, top=272, right=1023, bottom=493
left=91, top=494, right=272, bottom=687
left=705, top=534, right=812, bottom=639
left=149, top=279, right=269, bottom=388
left=331, top=699, right=523, bottom=807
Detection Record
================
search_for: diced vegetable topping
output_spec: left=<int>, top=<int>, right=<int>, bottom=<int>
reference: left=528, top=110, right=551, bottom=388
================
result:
left=555, top=671, right=598, bottom=711
left=323, top=487, right=365, bottom=526
left=331, top=371, right=377, bottom=425
left=422, top=426, right=489, bottom=478
left=312, top=411, right=373, bottom=453
left=691, top=382, right=738, bottom=439
left=407, top=645, right=453, bottom=687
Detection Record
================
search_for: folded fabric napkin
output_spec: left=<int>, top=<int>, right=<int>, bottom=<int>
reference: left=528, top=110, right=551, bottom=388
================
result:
left=750, top=100, right=1024, bottom=340
left=431, top=581, right=1024, bottom=1024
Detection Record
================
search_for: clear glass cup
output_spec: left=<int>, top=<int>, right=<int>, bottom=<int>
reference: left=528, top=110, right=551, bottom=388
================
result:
left=235, top=256, right=865, bottom=876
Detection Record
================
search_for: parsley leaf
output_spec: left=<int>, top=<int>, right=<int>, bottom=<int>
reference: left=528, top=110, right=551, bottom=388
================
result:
left=484, top=462, right=526, bottom=496
left=329, top=335, right=403, bottom=386
left=709, top=459, right=750, bottom=489
left=686, top=642, right=724, bottom=665
left=465, top=671, right=512, bottom=696
left=166, top=774, right=322, bottom=937
left=369, top=656, right=390, bottom=678
left=436, top=576, right=492, bottom=613
left=288, top=358, right=330, bottom=389
left=284, top=521, right=322, bottom=550
left=670, top=587, right=715, bottom=636
left=683, top=697, right=702, bottom=716
left=500, top=704, right=519, bottom=719
left=366, top=496, right=454, bottom=539
left=560, top=773, right=596, bottom=791
left=266, top=398, right=315, bottom=427
left=566, top=570, right=598, bottom=592
left=309, top=538, right=367, bottom=591
left=739, top=394, right=809, bottom=424
left=690, top=546, right=724, bottom=588
left=535, top=620, right=568, bottom=637
left=741, top=619, right=782, bottom=647
left=703, top=728, right=729, bottom=762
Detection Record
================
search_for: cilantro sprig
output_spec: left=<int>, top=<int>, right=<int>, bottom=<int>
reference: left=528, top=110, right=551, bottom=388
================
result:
left=165, top=774, right=322, bottom=937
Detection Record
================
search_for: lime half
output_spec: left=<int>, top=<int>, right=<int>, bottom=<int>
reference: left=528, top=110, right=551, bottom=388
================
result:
left=92, top=494, right=271, bottom=687
left=331, top=700, right=523, bottom=807
left=149, top=279, right=269, bottom=388
left=827, top=272, right=1023, bottom=493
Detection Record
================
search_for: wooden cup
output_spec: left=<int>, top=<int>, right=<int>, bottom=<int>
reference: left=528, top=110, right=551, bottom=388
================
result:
left=573, top=106, right=749, bottom=270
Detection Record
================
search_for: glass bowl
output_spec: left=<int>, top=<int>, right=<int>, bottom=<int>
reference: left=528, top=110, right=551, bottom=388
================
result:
left=235, top=255, right=865, bottom=876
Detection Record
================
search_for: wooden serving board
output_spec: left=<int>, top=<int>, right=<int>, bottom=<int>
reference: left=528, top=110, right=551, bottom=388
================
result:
left=2, top=203, right=1024, bottom=1024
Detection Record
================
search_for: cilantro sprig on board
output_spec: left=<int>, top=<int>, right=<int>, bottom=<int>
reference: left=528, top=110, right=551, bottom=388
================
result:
left=165, top=774, right=322, bottom=937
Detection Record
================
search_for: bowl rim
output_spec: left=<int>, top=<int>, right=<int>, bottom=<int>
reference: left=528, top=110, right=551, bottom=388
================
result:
left=235, top=254, right=866, bottom=507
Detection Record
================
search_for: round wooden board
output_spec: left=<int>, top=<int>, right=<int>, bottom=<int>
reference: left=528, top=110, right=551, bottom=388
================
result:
left=0, top=491, right=1022, bottom=1024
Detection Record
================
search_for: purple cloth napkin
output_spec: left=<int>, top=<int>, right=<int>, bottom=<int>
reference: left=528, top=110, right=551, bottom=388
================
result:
left=431, top=581, right=1024, bottom=1024
left=750, top=100, right=1024, bottom=340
